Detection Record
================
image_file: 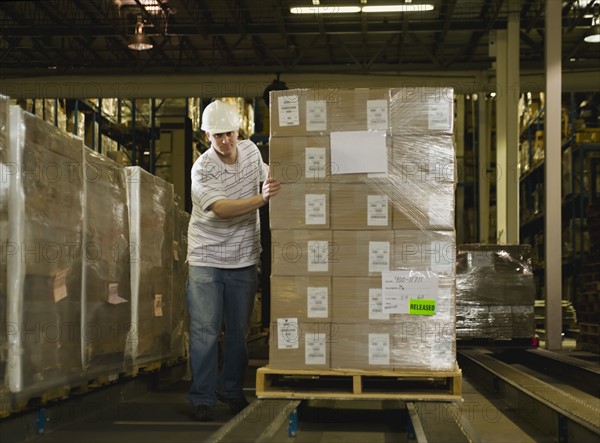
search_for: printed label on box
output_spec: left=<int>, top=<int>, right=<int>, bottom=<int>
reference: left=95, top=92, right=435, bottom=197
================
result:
left=306, top=100, right=327, bottom=131
left=382, top=270, right=438, bottom=314
left=307, top=287, right=329, bottom=318
left=305, top=194, right=327, bottom=225
left=368, top=333, right=390, bottom=365
left=108, top=282, right=128, bottom=305
left=429, top=100, right=451, bottom=130
left=154, top=294, right=163, bottom=317
left=471, top=251, right=493, bottom=268
left=367, top=99, right=388, bottom=130
left=278, top=95, right=300, bottom=127
left=277, top=318, right=300, bottom=349
left=408, top=298, right=436, bottom=316
left=490, top=306, right=511, bottom=315
left=428, top=99, right=452, bottom=131
left=369, top=241, right=390, bottom=273
left=305, top=333, right=327, bottom=365
left=308, top=240, right=329, bottom=272
left=305, top=147, right=327, bottom=180
left=369, top=288, right=390, bottom=320
left=430, top=241, right=454, bottom=275
left=512, top=305, right=534, bottom=315
left=53, top=268, right=69, bottom=303
left=367, top=195, right=389, bottom=226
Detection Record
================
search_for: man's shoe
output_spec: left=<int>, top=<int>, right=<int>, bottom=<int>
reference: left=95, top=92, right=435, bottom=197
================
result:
left=191, top=404, right=215, bottom=421
left=217, top=393, right=249, bottom=414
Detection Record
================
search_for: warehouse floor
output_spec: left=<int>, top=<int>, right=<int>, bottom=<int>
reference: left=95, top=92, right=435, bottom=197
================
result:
left=14, top=337, right=594, bottom=442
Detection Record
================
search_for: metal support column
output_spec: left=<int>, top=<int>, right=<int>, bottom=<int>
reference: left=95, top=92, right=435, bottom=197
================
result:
left=495, top=29, right=508, bottom=243
left=478, top=93, right=490, bottom=243
left=506, top=7, right=520, bottom=243
left=544, top=0, right=563, bottom=350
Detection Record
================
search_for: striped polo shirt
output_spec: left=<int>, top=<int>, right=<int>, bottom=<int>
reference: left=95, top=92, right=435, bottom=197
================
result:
left=187, top=139, right=268, bottom=268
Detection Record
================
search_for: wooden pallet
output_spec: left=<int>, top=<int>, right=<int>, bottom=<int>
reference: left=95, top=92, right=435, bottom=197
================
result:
left=256, top=366, right=462, bottom=401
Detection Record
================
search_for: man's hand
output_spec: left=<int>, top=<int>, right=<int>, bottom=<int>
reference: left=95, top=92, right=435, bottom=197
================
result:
left=261, top=176, right=281, bottom=203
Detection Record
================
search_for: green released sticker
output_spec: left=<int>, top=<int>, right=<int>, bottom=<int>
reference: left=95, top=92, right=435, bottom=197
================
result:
left=409, top=299, right=436, bottom=316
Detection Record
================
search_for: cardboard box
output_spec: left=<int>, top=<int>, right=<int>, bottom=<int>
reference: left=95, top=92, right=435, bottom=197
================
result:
left=389, top=87, right=454, bottom=135
left=391, top=135, right=455, bottom=184
left=270, top=89, right=333, bottom=137
left=330, top=323, right=395, bottom=371
left=392, top=318, right=456, bottom=371
left=331, top=277, right=392, bottom=323
left=332, top=230, right=394, bottom=277
left=271, top=230, right=333, bottom=276
left=330, top=183, right=393, bottom=230
left=393, top=230, right=455, bottom=278
left=270, top=183, right=330, bottom=229
left=391, top=184, right=455, bottom=230
left=269, top=88, right=391, bottom=137
left=268, top=321, right=331, bottom=369
left=269, top=136, right=331, bottom=183
left=327, top=88, right=390, bottom=132
left=271, top=276, right=332, bottom=322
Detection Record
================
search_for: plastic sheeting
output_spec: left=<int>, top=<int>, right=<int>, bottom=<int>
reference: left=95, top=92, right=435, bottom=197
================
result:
left=456, top=244, right=535, bottom=339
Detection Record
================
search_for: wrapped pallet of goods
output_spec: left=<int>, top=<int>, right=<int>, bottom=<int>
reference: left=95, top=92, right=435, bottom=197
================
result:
left=455, top=244, right=536, bottom=342
left=258, top=87, right=461, bottom=400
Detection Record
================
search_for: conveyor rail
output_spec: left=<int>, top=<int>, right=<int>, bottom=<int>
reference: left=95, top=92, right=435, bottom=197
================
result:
left=459, top=348, right=600, bottom=442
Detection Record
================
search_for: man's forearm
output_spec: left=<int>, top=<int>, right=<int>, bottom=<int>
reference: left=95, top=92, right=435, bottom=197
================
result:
left=210, top=194, right=265, bottom=218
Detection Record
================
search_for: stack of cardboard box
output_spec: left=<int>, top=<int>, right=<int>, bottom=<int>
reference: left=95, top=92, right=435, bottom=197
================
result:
left=268, top=87, right=456, bottom=372
left=455, top=244, right=536, bottom=340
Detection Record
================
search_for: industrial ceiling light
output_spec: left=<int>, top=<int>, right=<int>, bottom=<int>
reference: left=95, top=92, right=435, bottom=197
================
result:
left=584, top=6, right=600, bottom=43
left=290, top=1, right=434, bottom=14
left=128, top=16, right=153, bottom=50
left=362, top=4, right=434, bottom=12
left=290, top=5, right=361, bottom=14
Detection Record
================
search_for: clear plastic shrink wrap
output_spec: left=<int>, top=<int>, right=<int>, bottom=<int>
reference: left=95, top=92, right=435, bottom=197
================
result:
left=125, top=167, right=174, bottom=366
left=171, top=195, right=190, bottom=362
left=83, top=148, right=132, bottom=375
left=456, top=244, right=535, bottom=339
left=268, top=87, right=456, bottom=372
left=1, top=96, right=11, bottom=400
left=4, top=108, right=85, bottom=399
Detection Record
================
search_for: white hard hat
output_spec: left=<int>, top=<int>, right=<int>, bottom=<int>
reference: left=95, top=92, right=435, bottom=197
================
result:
left=201, top=100, right=241, bottom=133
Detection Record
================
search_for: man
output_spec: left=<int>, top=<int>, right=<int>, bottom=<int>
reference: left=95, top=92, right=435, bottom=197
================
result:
left=186, top=100, right=280, bottom=421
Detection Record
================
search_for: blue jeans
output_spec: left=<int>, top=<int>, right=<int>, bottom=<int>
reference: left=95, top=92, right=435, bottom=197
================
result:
left=186, top=265, right=258, bottom=407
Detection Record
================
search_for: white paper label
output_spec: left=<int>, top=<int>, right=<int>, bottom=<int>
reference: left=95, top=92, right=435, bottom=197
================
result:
left=307, top=287, right=328, bottom=318
left=305, top=194, right=327, bottom=225
left=382, top=270, right=438, bottom=314
left=305, top=147, right=327, bottom=180
left=277, top=318, right=299, bottom=349
left=154, top=294, right=163, bottom=317
left=490, top=306, right=511, bottom=315
left=308, top=240, right=329, bottom=272
left=330, top=131, right=387, bottom=175
left=367, top=195, right=389, bottom=226
left=107, top=283, right=128, bottom=304
left=472, top=251, right=494, bottom=268
left=368, top=333, right=390, bottom=365
left=428, top=99, right=452, bottom=131
left=305, top=333, right=327, bottom=365
left=512, top=306, right=534, bottom=315
left=369, top=288, right=389, bottom=320
left=369, top=241, right=390, bottom=273
left=431, top=241, right=454, bottom=275
left=367, top=99, right=388, bottom=130
left=53, top=268, right=69, bottom=303
left=278, top=95, right=300, bottom=127
left=306, top=100, right=327, bottom=131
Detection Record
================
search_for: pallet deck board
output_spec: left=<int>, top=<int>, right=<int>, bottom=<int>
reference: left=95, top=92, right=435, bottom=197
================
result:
left=256, top=366, right=462, bottom=401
